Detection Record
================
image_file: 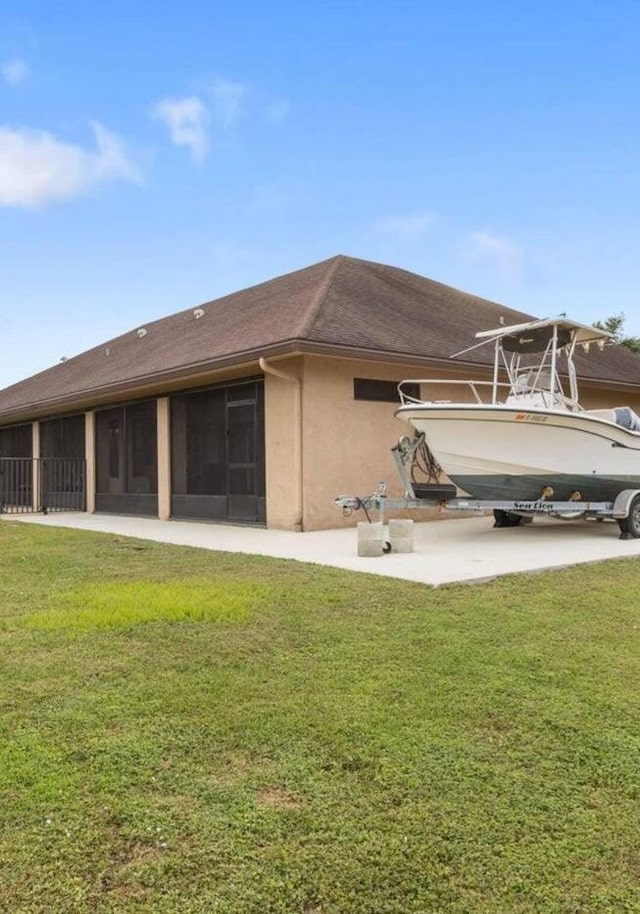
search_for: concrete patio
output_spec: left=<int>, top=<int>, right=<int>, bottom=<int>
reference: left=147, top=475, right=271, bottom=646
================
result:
left=4, top=510, right=640, bottom=586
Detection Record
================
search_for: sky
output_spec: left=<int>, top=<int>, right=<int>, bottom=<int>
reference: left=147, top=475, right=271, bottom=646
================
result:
left=1, top=0, right=640, bottom=388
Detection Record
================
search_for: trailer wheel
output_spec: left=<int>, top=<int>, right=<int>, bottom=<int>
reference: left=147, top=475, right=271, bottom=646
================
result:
left=493, top=509, right=522, bottom=528
left=618, top=493, right=640, bottom=539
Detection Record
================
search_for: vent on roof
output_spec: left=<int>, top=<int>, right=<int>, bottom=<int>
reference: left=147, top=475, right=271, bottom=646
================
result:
left=137, top=327, right=148, bottom=338
left=193, top=308, right=205, bottom=319
left=105, top=348, right=110, bottom=356
left=60, top=356, right=68, bottom=362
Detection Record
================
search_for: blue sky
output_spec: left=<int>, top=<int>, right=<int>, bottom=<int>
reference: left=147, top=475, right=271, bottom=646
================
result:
left=1, top=0, right=640, bottom=387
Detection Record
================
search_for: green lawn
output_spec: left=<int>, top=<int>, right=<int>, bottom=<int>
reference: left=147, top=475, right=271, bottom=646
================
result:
left=0, top=521, right=639, bottom=914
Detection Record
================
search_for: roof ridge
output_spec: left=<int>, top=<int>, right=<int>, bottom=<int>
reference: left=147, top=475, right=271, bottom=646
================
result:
left=295, top=254, right=345, bottom=338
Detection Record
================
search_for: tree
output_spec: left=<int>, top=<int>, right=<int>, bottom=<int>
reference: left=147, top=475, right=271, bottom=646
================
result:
left=593, top=314, right=640, bottom=354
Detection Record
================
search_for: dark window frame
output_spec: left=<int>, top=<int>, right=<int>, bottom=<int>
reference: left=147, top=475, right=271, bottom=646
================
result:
left=353, top=378, right=419, bottom=403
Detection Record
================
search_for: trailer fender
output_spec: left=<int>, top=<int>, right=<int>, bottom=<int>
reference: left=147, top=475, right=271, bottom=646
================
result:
left=612, top=489, right=640, bottom=519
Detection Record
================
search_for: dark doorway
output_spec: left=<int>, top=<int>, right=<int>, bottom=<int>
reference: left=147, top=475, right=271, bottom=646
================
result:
left=171, top=380, right=265, bottom=523
left=95, top=401, right=158, bottom=515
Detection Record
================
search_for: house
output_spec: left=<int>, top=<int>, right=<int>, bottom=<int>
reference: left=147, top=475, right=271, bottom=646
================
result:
left=1, top=255, right=640, bottom=530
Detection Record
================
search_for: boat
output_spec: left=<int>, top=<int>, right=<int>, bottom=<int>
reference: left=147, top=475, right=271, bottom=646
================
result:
left=394, top=316, right=640, bottom=504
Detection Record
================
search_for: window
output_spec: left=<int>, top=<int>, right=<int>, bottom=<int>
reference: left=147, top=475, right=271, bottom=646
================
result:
left=353, top=378, right=419, bottom=403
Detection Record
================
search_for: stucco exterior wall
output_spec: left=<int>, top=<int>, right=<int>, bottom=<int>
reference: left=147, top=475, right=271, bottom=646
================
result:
left=580, top=384, right=640, bottom=412
left=85, top=411, right=96, bottom=513
left=157, top=397, right=171, bottom=520
left=264, top=356, right=303, bottom=530
left=298, top=355, right=482, bottom=531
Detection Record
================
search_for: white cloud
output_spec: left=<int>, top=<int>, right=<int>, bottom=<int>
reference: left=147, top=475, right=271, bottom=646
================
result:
left=152, top=96, right=210, bottom=164
left=0, top=122, right=139, bottom=207
left=466, top=230, right=523, bottom=280
left=90, top=122, right=140, bottom=181
left=1, top=58, right=29, bottom=86
left=152, top=81, right=248, bottom=163
left=209, top=79, right=246, bottom=129
left=372, top=212, right=437, bottom=239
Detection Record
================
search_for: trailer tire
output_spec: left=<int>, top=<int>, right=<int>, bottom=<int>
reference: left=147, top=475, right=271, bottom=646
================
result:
left=617, top=493, right=640, bottom=539
left=493, top=509, right=522, bottom=528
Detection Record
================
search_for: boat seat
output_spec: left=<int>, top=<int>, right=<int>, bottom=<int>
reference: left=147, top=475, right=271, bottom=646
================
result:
left=614, top=407, right=640, bottom=432
left=585, top=407, right=640, bottom=432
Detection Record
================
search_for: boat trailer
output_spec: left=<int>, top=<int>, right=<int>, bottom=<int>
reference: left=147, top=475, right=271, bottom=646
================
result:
left=335, top=434, right=640, bottom=540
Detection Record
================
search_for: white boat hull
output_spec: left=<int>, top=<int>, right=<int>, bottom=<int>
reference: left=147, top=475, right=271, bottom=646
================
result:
left=395, top=404, right=640, bottom=501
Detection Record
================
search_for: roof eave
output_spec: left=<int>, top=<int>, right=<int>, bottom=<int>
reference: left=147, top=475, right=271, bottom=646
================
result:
left=1, top=338, right=639, bottom=426
left=0, top=341, right=307, bottom=424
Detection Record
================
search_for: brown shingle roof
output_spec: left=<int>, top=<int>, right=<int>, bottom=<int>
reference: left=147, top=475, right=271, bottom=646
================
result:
left=1, top=254, right=639, bottom=423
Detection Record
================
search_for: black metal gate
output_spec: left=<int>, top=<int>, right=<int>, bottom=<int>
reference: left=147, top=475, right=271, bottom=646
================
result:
left=0, top=458, right=86, bottom=514
left=41, top=458, right=86, bottom=512
left=0, top=458, right=32, bottom=512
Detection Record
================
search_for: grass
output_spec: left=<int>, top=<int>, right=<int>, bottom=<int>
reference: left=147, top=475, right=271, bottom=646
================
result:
left=22, top=579, right=272, bottom=631
left=0, top=520, right=639, bottom=913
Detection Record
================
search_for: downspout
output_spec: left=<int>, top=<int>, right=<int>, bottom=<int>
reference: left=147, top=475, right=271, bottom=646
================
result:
left=258, top=357, right=303, bottom=532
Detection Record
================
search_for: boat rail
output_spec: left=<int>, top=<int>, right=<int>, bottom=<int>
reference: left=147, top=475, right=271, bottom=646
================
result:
left=397, top=378, right=581, bottom=411
left=398, top=379, right=498, bottom=405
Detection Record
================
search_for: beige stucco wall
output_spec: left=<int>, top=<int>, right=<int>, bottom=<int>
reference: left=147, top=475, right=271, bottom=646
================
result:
left=31, top=421, right=40, bottom=511
left=84, top=412, right=96, bottom=513
left=580, top=384, right=640, bottom=412
left=263, top=357, right=303, bottom=530
left=157, top=397, right=171, bottom=520
left=296, top=355, right=483, bottom=531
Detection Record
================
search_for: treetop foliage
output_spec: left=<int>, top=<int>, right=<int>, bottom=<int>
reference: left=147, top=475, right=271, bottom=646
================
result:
left=593, top=313, right=640, bottom=353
